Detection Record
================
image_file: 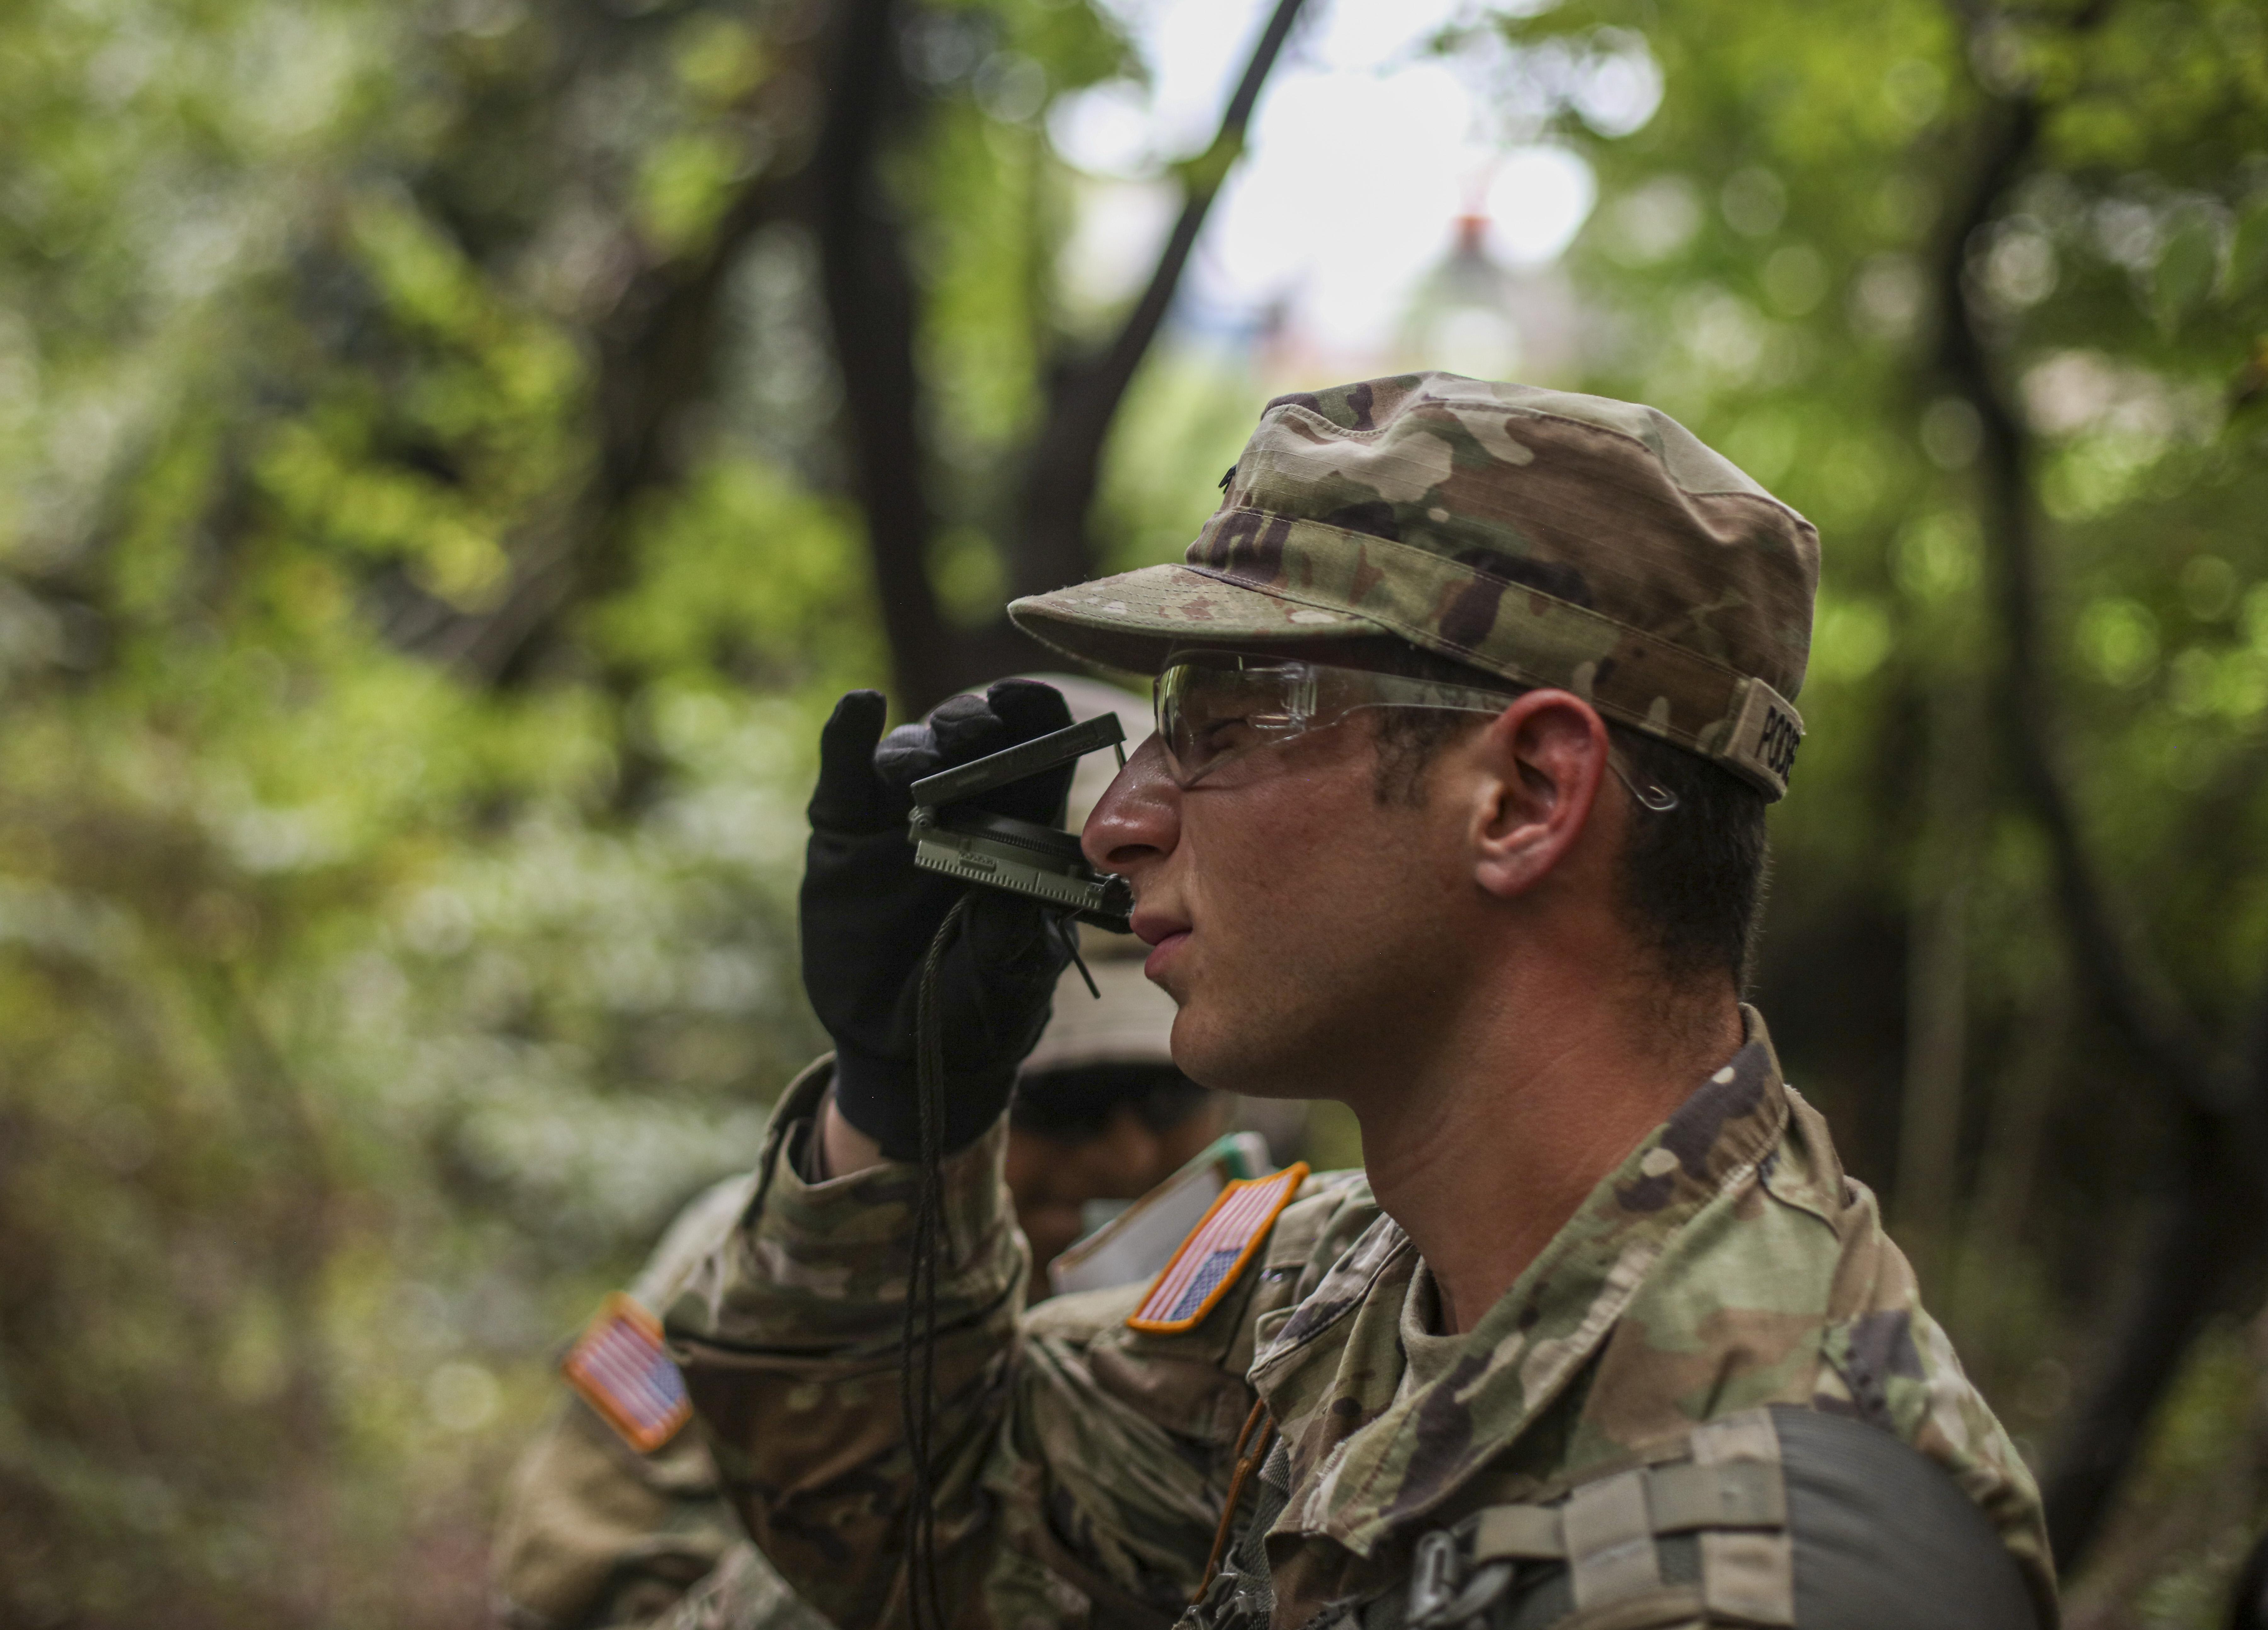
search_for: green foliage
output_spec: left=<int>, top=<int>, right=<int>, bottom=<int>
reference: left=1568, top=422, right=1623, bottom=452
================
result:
left=592, top=457, right=882, bottom=688
left=0, top=0, right=1190, bottom=1612
left=6, top=0, right=2267, bottom=1620
left=0, top=0, right=915, bottom=1621
left=1492, top=0, right=2268, bottom=1610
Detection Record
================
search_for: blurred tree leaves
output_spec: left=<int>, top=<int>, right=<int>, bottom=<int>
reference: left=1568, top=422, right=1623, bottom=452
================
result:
left=0, top=0, right=1205, bottom=1613
left=1493, top=0, right=2268, bottom=1604
left=0, top=0, right=886, bottom=1621
left=6, top=0, right=2268, bottom=1621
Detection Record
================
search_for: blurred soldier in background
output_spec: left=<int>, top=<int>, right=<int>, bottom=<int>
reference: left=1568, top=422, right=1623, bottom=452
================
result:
left=489, top=680, right=1253, bottom=1630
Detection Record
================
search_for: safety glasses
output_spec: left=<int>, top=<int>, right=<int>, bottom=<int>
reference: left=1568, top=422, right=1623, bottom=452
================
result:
left=1152, top=649, right=1678, bottom=810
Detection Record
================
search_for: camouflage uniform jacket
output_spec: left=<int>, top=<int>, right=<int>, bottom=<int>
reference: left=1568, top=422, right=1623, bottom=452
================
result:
left=665, top=1012, right=2055, bottom=1630
left=493, top=1173, right=833, bottom=1630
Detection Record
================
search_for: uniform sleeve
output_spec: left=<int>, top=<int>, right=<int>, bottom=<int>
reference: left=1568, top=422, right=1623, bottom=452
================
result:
left=978, top=1282, right=1256, bottom=1627
left=646, top=1542, right=833, bottom=1630
left=1768, top=1086, right=2058, bottom=1624
left=663, top=1059, right=1034, bottom=1630
left=1805, top=1193, right=2059, bottom=1625
left=1814, top=1289, right=2058, bottom=1625
left=980, top=1173, right=1382, bottom=1626
left=492, top=1174, right=773, bottom=1630
left=662, top=1061, right=1339, bottom=1630
left=490, top=1390, right=744, bottom=1629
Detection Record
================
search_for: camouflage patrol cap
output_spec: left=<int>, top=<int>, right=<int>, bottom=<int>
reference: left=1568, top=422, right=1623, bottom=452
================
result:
left=1007, top=373, right=1817, bottom=798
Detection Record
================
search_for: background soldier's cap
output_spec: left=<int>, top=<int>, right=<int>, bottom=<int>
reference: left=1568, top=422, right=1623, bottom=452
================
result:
left=1020, top=957, right=1176, bottom=1075
left=1007, top=373, right=1819, bottom=799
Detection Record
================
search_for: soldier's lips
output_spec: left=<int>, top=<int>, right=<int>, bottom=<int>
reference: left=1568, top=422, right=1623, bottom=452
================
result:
left=1131, top=909, right=1191, bottom=980
left=1143, top=931, right=1189, bottom=982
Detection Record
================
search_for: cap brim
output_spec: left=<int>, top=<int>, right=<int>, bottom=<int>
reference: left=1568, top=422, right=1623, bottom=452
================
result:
left=1009, top=565, right=1387, bottom=678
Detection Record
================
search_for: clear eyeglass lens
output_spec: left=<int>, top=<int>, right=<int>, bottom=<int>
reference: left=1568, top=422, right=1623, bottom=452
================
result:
left=1159, top=653, right=1681, bottom=810
left=1157, top=657, right=1315, bottom=785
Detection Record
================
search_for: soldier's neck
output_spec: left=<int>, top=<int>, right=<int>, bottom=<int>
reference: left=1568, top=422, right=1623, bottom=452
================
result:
left=1347, top=963, right=1741, bottom=1337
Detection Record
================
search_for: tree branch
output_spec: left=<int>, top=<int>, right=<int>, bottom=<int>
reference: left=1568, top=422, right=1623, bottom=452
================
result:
left=1931, top=3, right=2268, bottom=1568
left=811, top=0, right=967, bottom=709
left=1008, top=0, right=1312, bottom=604
left=445, top=179, right=786, bottom=687
left=1936, top=98, right=2214, bottom=1100
left=422, top=3, right=805, bottom=696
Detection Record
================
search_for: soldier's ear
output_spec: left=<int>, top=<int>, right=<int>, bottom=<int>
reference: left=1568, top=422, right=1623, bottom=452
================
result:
left=1466, top=690, right=1611, bottom=901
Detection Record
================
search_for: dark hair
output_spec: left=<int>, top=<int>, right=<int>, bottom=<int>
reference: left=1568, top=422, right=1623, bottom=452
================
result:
left=1367, top=646, right=1771, bottom=988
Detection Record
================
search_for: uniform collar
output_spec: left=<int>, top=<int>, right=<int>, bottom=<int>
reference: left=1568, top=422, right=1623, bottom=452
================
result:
left=1247, top=1008, right=1791, bottom=1557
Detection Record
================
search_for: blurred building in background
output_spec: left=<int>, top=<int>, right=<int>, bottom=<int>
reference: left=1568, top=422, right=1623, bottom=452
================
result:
left=1398, top=210, right=1587, bottom=385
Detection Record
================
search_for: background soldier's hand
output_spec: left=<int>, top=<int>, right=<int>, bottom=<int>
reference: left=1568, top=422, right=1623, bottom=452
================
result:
left=800, top=680, right=1078, bottom=1160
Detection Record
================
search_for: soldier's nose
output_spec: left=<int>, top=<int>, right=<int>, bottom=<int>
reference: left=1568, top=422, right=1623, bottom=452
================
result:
left=1083, top=733, right=1180, bottom=875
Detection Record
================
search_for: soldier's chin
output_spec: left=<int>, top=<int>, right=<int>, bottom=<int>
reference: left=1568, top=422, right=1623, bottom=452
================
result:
left=1169, top=1008, right=1310, bottom=1100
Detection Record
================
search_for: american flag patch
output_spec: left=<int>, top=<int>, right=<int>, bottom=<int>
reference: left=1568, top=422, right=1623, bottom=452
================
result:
left=562, top=1293, right=692, bottom=1453
left=1127, top=1163, right=1308, bottom=1335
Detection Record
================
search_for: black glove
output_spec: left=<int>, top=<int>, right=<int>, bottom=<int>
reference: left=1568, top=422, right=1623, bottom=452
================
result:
left=800, top=680, right=1079, bottom=1159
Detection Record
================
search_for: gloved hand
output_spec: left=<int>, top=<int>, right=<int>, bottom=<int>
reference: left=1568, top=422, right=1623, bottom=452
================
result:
left=801, top=680, right=1079, bottom=1159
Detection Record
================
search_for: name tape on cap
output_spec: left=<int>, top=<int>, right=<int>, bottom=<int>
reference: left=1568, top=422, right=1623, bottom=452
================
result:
left=1721, top=679, right=1804, bottom=799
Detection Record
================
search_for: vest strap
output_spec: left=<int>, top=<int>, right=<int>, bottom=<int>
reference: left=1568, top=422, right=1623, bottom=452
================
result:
left=1405, top=1408, right=1797, bottom=1630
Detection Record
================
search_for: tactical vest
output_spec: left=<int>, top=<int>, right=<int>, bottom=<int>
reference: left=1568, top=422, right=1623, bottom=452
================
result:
left=1188, top=1405, right=2040, bottom=1630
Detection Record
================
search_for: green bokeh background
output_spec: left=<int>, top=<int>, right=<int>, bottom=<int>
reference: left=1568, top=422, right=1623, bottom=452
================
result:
left=3, top=0, right=2267, bottom=1623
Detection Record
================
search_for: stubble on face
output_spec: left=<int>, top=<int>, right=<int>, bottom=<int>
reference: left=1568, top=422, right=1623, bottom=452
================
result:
left=1159, top=721, right=1476, bottom=1103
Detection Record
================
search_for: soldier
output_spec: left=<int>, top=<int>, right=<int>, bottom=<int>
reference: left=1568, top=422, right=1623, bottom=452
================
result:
left=665, top=376, right=2057, bottom=1629
left=489, top=950, right=1233, bottom=1630
left=491, top=682, right=1245, bottom=1630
